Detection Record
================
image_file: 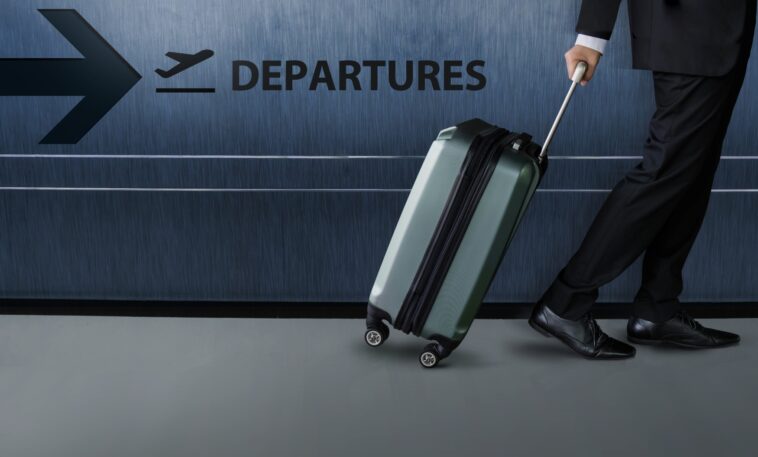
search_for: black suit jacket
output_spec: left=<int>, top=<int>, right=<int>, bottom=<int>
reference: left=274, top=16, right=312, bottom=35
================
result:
left=577, top=0, right=756, bottom=76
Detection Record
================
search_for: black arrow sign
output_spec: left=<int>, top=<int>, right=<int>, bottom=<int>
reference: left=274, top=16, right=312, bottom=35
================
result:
left=0, top=9, right=141, bottom=144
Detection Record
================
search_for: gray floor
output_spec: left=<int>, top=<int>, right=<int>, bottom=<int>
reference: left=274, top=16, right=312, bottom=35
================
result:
left=0, top=317, right=756, bottom=457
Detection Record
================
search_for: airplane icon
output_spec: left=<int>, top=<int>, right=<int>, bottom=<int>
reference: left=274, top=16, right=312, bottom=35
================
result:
left=155, top=49, right=214, bottom=78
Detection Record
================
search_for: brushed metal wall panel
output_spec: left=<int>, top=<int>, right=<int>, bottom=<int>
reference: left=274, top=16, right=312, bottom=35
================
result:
left=1, top=0, right=757, bottom=303
left=0, top=157, right=421, bottom=190
left=0, top=191, right=402, bottom=300
left=0, top=156, right=756, bottom=189
left=0, top=0, right=755, bottom=157
left=0, top=0, right=678, bottom=157
left=0, top=191, right=755, bottom=302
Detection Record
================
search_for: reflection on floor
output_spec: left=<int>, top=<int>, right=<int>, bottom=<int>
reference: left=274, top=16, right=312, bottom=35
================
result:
left=0, top=316, right=756, bottom=457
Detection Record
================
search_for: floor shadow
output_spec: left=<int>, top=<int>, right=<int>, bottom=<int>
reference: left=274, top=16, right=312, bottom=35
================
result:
left=350, top=339, right=421, bottom=361
left=349, top=339, right=493, bottom=368
left=632, top=342, right=730, bottom=355
left=432, top=347, right=494, bottom=369
left=508, top=340, right=579, bottom=360
left=509, top=338, right=716, bottom=361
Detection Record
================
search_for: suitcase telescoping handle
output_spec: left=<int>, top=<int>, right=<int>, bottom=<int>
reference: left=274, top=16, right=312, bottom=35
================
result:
left=539, top=61, right=588, bottom=162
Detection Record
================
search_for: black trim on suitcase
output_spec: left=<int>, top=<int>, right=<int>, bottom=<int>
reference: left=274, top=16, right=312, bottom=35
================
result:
left=394, top=127, right=521, bottom=335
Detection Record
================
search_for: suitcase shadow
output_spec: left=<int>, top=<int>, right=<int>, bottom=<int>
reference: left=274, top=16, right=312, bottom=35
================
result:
left=350, top=340, right=494, bottom=369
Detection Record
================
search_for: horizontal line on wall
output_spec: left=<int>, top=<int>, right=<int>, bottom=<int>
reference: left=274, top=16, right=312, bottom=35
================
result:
left=0, top=187, right=756, bottom=193
left=538, top=189, right=758, bottom=193
left=549, top=156, right=758, bottom=160
left=0, top=154, right=756, bottom=160
left=2, top=299, right=758, bottom=319
left=538, top=189, right=754, bottom=193
left=0, top=155, right=427, bottom=159
left=0, top=187, right=411, bottom=192
left=0, top=187, right=471, bottom=192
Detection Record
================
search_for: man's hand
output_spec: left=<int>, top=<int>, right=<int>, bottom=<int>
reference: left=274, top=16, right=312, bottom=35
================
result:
left=565, top=45, right=602, bottom=86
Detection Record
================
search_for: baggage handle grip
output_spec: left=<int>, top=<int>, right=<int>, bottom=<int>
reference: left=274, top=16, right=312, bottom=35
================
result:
left=539, top=61, right=587, bottom=162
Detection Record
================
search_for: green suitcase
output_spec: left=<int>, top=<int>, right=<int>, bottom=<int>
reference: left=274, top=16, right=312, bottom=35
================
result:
left=364, top=63, right=587, bottom=368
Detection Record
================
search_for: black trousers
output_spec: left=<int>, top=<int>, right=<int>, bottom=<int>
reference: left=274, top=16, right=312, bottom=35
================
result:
left=541, top=51, right=751, bottom=323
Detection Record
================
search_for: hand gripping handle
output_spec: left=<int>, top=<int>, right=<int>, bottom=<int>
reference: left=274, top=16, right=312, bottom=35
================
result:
left=539, top=61, right=587, bottom=162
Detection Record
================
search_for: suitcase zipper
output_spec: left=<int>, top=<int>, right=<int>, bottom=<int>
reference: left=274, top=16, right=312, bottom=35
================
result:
left=395, top=128, right=518, bottom=335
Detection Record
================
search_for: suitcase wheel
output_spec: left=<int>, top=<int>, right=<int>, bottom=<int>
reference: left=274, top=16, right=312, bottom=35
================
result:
left=419, top=343, right=442, bottom=368
left=364, top=323, right=390, bottom=347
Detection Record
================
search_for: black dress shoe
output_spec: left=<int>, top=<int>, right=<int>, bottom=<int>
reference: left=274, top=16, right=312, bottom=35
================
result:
left=528, top=302, right=636, bottom=359
left=627, top=311, right=741, bottom=348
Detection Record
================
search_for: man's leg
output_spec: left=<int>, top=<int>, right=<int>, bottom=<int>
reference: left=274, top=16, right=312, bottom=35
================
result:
left=632, top=54, right=750, bottom=323
left=540, top=66, right=747, bottom=321
left=631, top=152, right=722, bottom=322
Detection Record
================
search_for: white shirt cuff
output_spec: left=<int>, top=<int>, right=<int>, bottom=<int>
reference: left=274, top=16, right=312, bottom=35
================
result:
left=576, top=34, right=608, bottom=55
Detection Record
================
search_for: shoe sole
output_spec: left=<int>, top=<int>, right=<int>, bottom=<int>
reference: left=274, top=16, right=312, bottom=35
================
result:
left=528, top=318, right=634, bottom=360
left=627, top=335, right=740, bottom=349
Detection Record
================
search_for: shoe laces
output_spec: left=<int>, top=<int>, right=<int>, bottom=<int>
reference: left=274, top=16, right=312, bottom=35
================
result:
left=583, top=312, right=605, bottom=346
left=676, top=310, right=703, bottom=330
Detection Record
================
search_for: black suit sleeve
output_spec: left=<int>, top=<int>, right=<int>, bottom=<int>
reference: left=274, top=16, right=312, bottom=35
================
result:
left=576, top=0, right=623, bottom=40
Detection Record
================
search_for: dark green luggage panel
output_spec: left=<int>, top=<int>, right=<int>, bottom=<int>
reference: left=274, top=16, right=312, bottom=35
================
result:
left=368, top=118, right=540, bottom=343
left=367, top=119, right=497, bottom=323
left=420, top=149, right=540, bottom=342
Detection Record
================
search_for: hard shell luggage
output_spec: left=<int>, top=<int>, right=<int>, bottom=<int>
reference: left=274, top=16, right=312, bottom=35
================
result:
left=364, top=63, right=588, bottom=368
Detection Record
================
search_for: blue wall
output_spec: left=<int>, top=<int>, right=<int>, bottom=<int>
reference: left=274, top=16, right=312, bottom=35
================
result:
left=1, top=0, right=757, bottom=302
